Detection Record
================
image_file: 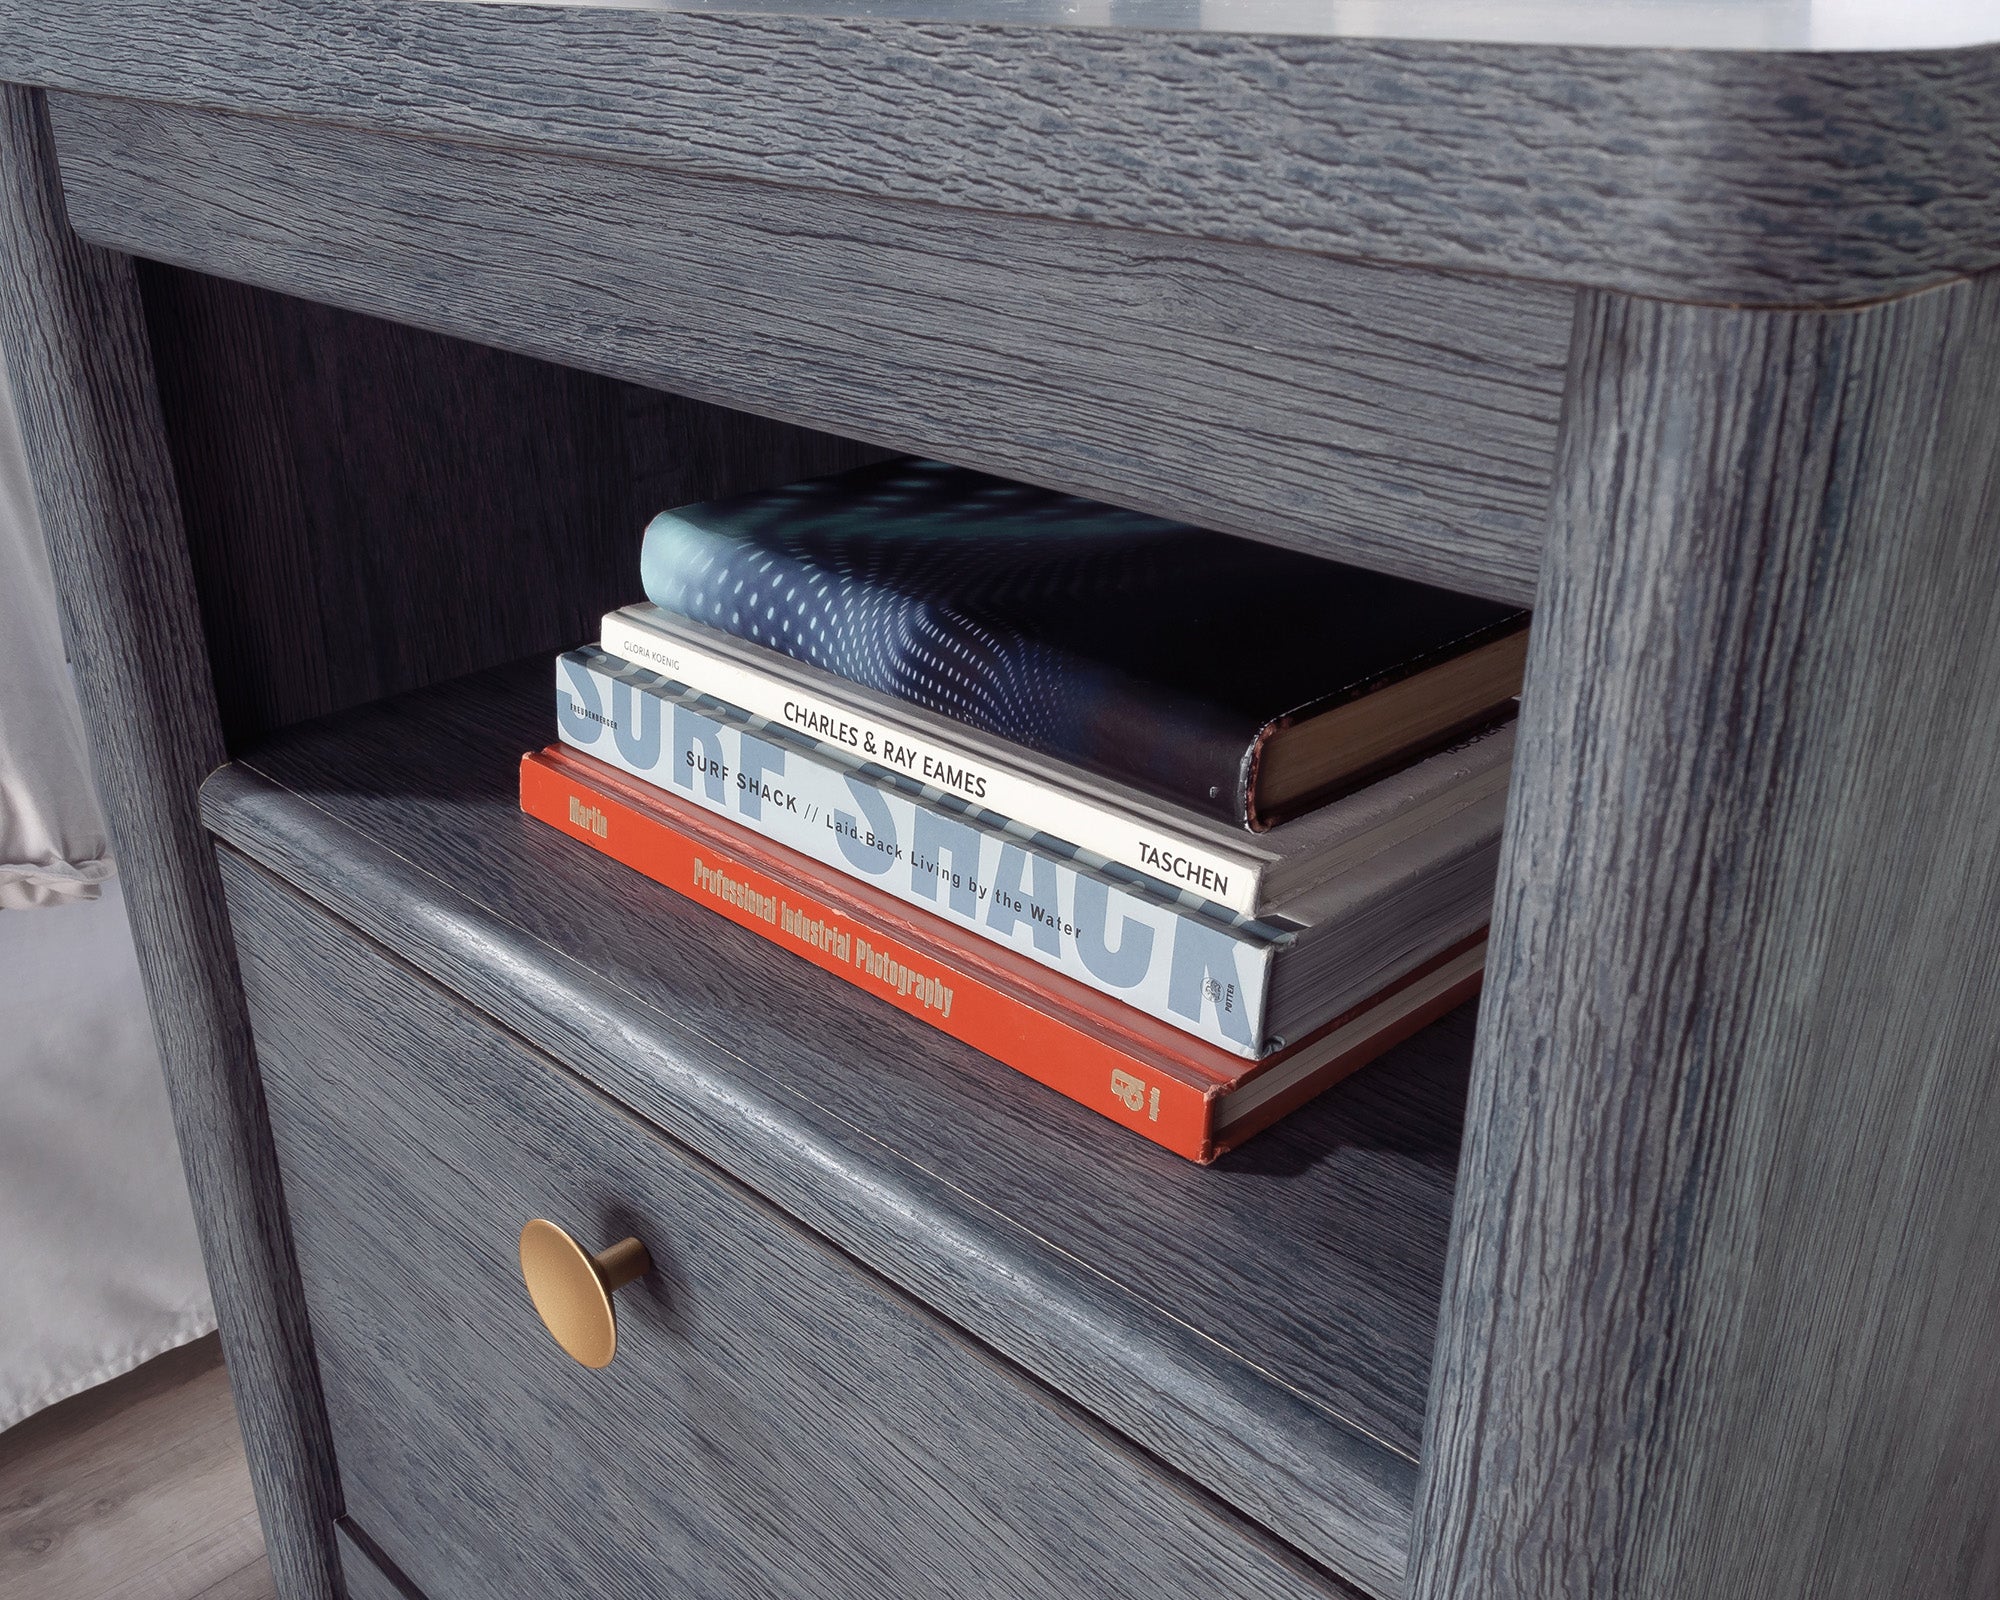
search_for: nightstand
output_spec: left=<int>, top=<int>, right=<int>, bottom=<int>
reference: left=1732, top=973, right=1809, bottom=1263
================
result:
left=4, top=6, right=1997, bottom=1596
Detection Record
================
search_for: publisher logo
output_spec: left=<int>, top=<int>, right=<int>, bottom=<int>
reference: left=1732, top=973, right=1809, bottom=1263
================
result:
left=1109, top=1070, right=1160, bottom=1120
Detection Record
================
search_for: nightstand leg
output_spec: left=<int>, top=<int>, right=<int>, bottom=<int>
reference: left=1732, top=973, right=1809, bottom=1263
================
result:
left=1412, top=280, right=2000, bottom=1599
left=0, top=86, right=342, bottom=1600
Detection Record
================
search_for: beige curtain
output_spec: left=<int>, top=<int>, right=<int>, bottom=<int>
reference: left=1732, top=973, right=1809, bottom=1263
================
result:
left=0, top=341, right=112, bottom=908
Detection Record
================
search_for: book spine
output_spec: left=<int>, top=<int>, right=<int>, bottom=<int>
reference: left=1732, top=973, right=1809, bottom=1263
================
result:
left=600, top=607, right=1269, bottom=916
left=520, top=752, right=1223, bottom=1161
left=556, top=649, right=1277, bottom=1057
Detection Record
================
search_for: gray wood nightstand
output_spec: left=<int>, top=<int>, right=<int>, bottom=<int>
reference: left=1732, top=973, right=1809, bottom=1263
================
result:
left=3, top=5, right=1996, bottom=1597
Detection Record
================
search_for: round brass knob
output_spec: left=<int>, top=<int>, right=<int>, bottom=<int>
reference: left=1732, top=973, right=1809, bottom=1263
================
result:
left=518, top=1218, right=651, bottom=1369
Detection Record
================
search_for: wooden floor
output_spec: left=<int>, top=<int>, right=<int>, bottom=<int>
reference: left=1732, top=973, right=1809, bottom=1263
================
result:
left=0, top=1335, right=273, bottom=1600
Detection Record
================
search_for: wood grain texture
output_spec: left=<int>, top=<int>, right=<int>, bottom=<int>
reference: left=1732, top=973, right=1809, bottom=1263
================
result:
left=191, top=1559, right=277, bottom=1600
left=0, top=86, right=339, bottom=1600
left=227, top=851, right=1358, bottom=1600
left=53, top=92, right=1572, bottom=603
left=199, top=659, right=1473, bottom=1598
left=135, top=263, right=886, bottom=748
left=333, top=1527, right=417, bottom=1600
left=1412, top=278, right=2000, bottom=1598
left=0, top=1337, right=273, bottom=1600
left=3, top=0, right=1999, bottom=305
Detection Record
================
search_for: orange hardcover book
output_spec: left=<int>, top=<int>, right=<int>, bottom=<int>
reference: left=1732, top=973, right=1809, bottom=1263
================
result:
left=521, top=745, right=1483, bottom=1162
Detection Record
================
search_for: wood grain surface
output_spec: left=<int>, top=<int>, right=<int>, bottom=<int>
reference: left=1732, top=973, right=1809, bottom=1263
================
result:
left=2, top=0, right=1999, bottom=305
left=333, top=1527, right=418, bottom=1600
left=0, top=1337, right=273, bottom=1600
left=229, top=851, right=1358, bottom=1600
left=1412, top=278, right=2000, bottom=1598
left=52, top=92, right=1573, bottom=603
left=136, top=263, right=885, bottom=748
left=200, top=658, right=1474, bottom=1598
left=0, top=85, right=339, bottom=1600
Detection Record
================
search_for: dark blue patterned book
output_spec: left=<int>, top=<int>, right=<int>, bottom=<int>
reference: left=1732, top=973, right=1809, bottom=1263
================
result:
left=638, top=459, right=1528, bottom=829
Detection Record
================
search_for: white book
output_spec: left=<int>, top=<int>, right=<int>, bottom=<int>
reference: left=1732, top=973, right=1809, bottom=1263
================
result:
left=601, top=603, right=1515, bottom=919
left=557, top=647, right=1506, bottom=1058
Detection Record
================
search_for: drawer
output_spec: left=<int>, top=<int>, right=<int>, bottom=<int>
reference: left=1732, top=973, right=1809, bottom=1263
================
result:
left=336, top=1524, right=417, bottom=1600
left=220, top=848, right=1351, bottom=1600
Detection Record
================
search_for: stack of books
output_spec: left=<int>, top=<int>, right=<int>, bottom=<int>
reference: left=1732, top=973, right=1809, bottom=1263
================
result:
left=521, top=460, right=1527, bottom=1161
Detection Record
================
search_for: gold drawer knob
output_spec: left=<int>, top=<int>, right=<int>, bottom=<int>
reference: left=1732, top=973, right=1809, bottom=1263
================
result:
left=518, top=1218, right=651, bottom=1369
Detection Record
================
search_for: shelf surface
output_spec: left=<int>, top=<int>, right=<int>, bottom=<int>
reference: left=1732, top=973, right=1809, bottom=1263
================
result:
left=201, top=657, right=1476, bottom=1596
left=492, top=0, right=2000, bottom=50
left=11, top=0, right=2000, bottom=310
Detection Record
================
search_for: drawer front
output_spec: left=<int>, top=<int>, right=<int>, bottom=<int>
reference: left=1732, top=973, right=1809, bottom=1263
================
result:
left=336, top=1524, right=418, bottom=1600
left=221, top=851, right=1347, bottom=1600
